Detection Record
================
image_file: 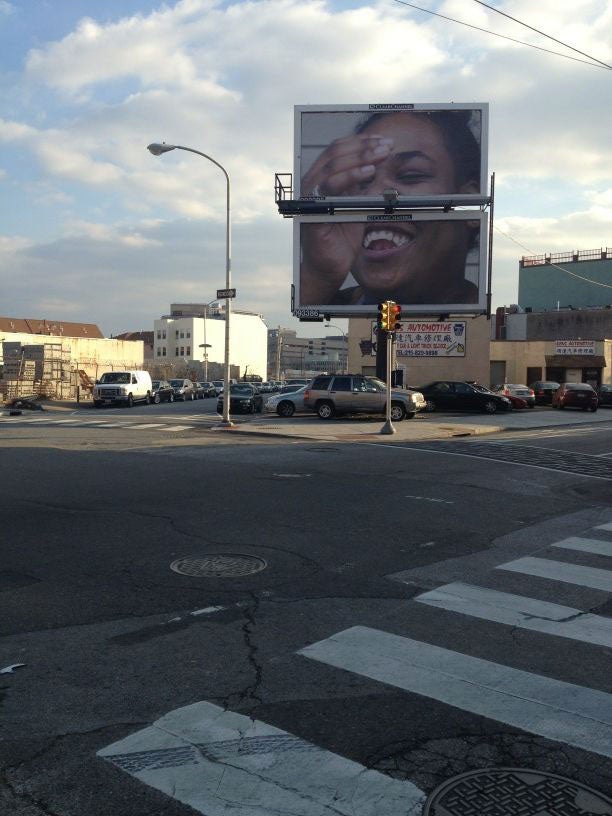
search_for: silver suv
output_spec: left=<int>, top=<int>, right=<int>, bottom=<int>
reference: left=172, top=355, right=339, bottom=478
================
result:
left=304, top=374, right=426, bottom=421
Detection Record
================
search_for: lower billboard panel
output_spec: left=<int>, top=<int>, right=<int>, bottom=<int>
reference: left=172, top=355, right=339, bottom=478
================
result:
left=294, top=211, right=487, bottom=315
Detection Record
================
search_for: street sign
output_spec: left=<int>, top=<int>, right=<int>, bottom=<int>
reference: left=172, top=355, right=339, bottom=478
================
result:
left=216, top=288, right=236, bottom=299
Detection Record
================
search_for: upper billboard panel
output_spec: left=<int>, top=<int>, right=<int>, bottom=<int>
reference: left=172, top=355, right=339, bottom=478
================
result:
left=295, top=103, right=489, bottom=205
left=294, top=211, right=488, bottom=316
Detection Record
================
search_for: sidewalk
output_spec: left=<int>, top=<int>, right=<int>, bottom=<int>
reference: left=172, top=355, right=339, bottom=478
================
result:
left=217, top=407, right=612, bottom=443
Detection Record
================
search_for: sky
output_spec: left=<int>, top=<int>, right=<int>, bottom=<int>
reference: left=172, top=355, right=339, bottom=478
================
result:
left=1, top=0, right=611, bottom=338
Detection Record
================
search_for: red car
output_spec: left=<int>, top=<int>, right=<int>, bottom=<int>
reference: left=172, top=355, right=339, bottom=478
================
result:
left=552, top=383, right=598, bottom=412
left=505, top=394, right=529, bottom=410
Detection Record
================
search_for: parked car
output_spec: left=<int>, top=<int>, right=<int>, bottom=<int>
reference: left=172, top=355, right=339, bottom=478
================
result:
left=151, top=379, right=175, bottom=404
left=504, top=394, right=529, bottom=410
left=552, top=382, right=598, bottom=411
left=264, top=386, right=308, bottom=418
left=529, top=381, right=560, bottom=405
left=211, top=380, right=225, bottom=396
left=217, top=383, right=264, bottom=414
left=286, top=378, right=311, bottom=388
left=598, top=384, right=612, bottom=407
left=493, top=383, right=535, bottom=408
left=418, top=381, right=512, bottom=414
left=169, top=378, right=196, bottom=401
left=93, top=370, right=153, bottom=408
left=304, top=374, right=425, bottom=421
left=197, top=381, right=217, bottom=398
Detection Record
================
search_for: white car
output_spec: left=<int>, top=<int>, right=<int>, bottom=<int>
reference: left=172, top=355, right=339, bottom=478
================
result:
left=264, top=386, right=308, bottom=418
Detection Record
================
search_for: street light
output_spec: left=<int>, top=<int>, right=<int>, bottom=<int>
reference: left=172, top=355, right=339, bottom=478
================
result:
left=147, top=142, right=233, bottom=427
left=198, top=343, right=211, bottom=381
left=324, top=323, right=348, bottom=374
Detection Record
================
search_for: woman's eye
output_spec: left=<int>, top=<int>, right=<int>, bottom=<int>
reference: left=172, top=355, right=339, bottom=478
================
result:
left=397, top=172, right=431, bottom=184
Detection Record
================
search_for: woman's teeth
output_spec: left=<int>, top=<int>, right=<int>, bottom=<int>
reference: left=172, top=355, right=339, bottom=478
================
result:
left=362, top=229, right=412, bottom=249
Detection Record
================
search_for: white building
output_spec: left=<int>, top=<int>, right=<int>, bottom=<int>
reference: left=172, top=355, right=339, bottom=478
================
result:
left=153, top=304, right=268, bottom=379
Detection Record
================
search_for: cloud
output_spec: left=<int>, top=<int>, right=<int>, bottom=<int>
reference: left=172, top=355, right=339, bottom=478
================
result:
left=0, top=1, right=13, bottom=16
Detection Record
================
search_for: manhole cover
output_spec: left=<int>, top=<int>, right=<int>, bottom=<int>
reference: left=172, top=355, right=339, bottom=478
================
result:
left=170, top=554, right=267, bottom=578
left=423, top=768, right=612, bottom=816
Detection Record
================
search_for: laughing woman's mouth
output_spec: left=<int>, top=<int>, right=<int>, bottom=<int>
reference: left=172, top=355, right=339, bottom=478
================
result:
left=361, top=225, right=417, bottom=258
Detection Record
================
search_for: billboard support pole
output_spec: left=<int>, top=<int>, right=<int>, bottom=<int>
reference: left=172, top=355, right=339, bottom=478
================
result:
left=380, top=331, right=396, bottom=435
left=486, top=172, right=495, bottom=319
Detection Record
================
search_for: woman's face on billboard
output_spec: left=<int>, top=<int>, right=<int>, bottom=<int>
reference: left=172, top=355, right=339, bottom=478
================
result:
left=344, top=219, right=472, bottom=302
left=347, top=112, right=478, bottom=197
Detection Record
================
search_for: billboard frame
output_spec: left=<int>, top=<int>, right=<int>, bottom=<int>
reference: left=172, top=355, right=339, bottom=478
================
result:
left=293, top=210, right=489, bottom=318
left=294, top=103, right=489, bottom=207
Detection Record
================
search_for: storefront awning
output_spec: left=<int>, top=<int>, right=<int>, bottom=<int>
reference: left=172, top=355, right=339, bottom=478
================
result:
left=545, top=355, right=606, bottom=368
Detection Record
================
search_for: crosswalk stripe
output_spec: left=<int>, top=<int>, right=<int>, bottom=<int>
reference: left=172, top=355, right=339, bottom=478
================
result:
left=552, top=536, right=612, bottom=557
left=98, top=700, right=425, bottom=816
left=300, top=626, right=612, bottom=759
left=596, top=522, right=612, bottom=532
left=498, top=556, right=612, bottom=592
left=125, top=423, right=167, bottom=429
left=415, top=582, right=612, bottom=648
left=159, top=425, right=193, bottom=431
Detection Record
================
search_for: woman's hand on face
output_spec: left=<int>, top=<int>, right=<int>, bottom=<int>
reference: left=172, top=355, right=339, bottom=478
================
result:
left=300, top=222, right=361, bottom=304
left=301, top=134, right=393, bottom=197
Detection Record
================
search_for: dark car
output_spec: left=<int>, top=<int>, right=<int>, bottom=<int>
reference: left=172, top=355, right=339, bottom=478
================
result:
left=529, top=381, right=560, bottom=405
left=217, top=384, right=263, bottom=414
left=598, top=384, right=612, bottom=407
left=418, top=380, right=512, bottom=414
left=552, top=382, right=598, bottom=412
left=151, top=380, right=175, bottom=404
left=169, top=378, right=196, bottom=401
left=196, top=381, right=216, bottom=399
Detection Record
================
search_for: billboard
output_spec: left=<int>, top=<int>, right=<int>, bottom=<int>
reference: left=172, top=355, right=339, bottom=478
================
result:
left=295, top=103, right=488, bottom=204
left=294, top=211, right=488, bottom=315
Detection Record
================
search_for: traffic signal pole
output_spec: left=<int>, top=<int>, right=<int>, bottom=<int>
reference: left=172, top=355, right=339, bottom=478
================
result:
left=380, top=329, right=395, bottom=435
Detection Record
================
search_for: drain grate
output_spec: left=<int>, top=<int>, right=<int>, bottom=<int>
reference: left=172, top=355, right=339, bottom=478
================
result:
left=170, top=554, right=267, bottom=578
left=423, top=768, right=612, bottom=816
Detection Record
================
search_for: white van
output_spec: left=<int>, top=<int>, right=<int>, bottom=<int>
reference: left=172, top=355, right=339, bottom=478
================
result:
left=93, top=371, right=153, bottom=408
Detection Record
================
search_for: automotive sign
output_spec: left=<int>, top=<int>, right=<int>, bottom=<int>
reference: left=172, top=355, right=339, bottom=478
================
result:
left=554, top=340, right=595, bottom=355
left=369, top=321, right=466, bottom=356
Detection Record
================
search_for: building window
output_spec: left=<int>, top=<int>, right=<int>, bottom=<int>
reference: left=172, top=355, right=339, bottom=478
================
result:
left=157, top=330, right=161, bottom=339
left=186, top=331, right=191, bottom=338
left=175, top=348, right=179, bottom=356
left=180, top=332, right=184, bottom=339
left=180, top=346, right=184, bottom=355
left=157, top=348, right=161, bottom=356
left=162, top=347, right=167, bottom=357
left=175, top=330, right=179, bottom=339
left=186, top=346, right=191, bottom=356
left=162, top=330, right=166, bottom=339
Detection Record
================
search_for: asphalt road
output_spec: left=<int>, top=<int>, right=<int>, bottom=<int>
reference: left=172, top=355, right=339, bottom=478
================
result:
left=1, top=415, right=612, bottom=815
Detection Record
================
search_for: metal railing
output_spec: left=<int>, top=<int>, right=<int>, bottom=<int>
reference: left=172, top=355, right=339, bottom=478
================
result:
left=521, top=248, right=612, bottom=266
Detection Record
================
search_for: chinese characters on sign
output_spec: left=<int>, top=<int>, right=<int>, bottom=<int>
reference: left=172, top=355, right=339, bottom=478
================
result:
left=370, top=321, right=467, bottom=356
left=554, top=340, right=595, bottom=356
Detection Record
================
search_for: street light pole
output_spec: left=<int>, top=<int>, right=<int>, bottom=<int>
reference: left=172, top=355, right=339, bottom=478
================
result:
left=147, top=142, right=233, bottom=427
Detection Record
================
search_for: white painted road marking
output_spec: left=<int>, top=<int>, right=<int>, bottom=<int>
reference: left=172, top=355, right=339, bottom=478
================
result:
left=415, top=582, right=612, bottom=648
left=159, top=425, right=193, bottom=432
left=596, top=522, right=612, bottom=532
left=552, top=536, right=612, bottom=557
left=98, top=701, right=425, bottom=815
left=300, top=626, right=612, bottom=759
left=498, top=556, right=612, bottom=592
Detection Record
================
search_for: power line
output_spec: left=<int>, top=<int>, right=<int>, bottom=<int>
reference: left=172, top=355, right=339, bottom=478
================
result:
left=471, top=0, right=612, bottom=71
left=393, top=0, right=611, bottom=70
left=495, top=226, right=612, bottom=289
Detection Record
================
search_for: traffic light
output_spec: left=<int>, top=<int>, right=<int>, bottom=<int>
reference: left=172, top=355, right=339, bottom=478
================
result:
left=390, top=303, right=402, bottom=332
left=377, top=301, right=392, bottom=331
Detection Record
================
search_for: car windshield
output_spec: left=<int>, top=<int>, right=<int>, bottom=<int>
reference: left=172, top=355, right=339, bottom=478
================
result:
left=565, top=383, right=592, bottom=391
left=230, top=385, right=253, bottom=395
left=472, top=384, right=493, bottom=393
left=365, top=377, right=387, bottom=393
left=213, top=381, right=223, bottom=387
left=601, top=385, right=612, bottom=392
left=99, top=372, right=130, bottom=384
left=152, top=381, right=160, bottom=388
left=169, top=380, right=183, bottom=387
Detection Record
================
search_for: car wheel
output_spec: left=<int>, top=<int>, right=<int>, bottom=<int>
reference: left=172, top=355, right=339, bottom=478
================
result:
left=256, top=402, right=263, bottom=413
left=425, top=399, right=436, bottom=412
left=591, top=406, right=598, bottom=412
left=559, top=403, right=565, bottom=409
left=127, top=395, right=134, bottom=408
left=169, top=393, right=174, bottom=403
left=191, top=392, right=195, bottom=401
left=528, top=403, right=535, bottom=408
left=390, top=402, right=406, bottom=421
left=277, top=401, right=295, bottom=418
left=153, top=393, right=161, bottom=404
left=316, top=401, right=335, bottom=419
left=483, top=399, right=498, bottom=414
